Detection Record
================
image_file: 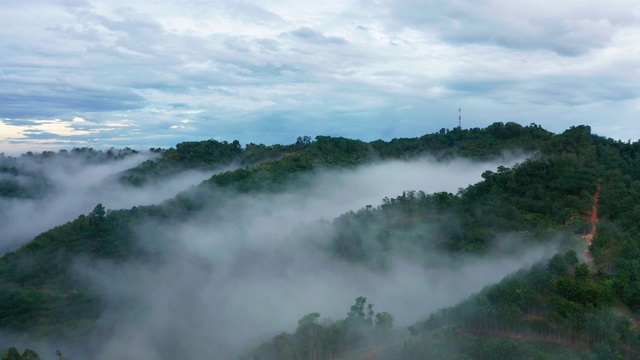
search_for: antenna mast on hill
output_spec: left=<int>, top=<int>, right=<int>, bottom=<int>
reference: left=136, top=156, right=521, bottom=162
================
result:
left=458, top=108, right=462, bottom=129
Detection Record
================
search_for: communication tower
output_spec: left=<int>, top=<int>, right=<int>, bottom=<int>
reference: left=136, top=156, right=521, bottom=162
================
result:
left=458, top=108, right=462, bottom=129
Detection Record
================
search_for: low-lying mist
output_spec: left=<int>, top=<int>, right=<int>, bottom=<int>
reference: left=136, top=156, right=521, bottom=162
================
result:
left=54, top=155, right=560, bottom=359
left=0, top=154, right=224, bottom=253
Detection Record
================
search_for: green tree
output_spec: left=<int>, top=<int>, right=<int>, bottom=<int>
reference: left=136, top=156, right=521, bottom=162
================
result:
left=19, top=350, right=40, bottom=360
left=90, top=203, right=106, bottom=218
left=575, top=263, right=590, bottom=282
left=375, top=312, right=394, bottom=329
left=297, top=313, right=322, bottom=360
left=1, top=348, right=41, bottom=360
left=2, top=348, right=20, bottom=360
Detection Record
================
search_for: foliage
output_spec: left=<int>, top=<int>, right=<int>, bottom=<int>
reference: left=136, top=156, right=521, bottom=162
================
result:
left=370, top=122, right=552, bottom=160
left=0, top=348, right=70, bottom=360
left=244, top=297, right=394, bottom=360
left=1, top=348, right=40, bottom=360
left=407, top=251, right=639, bottom=359
left=119, top=139, right=242, bottom=186
left=206, top=135, right=372, bottom=192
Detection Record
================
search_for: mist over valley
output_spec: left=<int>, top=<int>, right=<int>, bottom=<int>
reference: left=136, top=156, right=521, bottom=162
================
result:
left=2, top=125, right=640, bottom=359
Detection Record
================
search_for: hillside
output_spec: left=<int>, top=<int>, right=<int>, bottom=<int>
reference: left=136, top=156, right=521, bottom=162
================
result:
left=2, top=123, right=639, bottom=359
left=248, top=126, right=640, bottom=359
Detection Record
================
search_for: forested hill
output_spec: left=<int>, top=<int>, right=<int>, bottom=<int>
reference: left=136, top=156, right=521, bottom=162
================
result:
left=2, top=123, right=640, bottom=359
left=247, top=125, right=640, bottom=359
left=115, top=122, right=553, bottom=187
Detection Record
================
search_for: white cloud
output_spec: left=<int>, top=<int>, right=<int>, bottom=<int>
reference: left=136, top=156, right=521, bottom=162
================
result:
left=0, top=120, right=26, bottom=139
left=0, top=0, right=639, bottom=152
left=0, top=153, right=233, bottom=252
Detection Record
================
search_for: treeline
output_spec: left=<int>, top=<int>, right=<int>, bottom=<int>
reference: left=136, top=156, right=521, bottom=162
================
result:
left=1, top=348, right=41, bottom=360
left=0, top=348, right=69, bottom=360
left=207, top=123, right=556, bottom=193
left=371, top=122, right=552, bottom=160
left=206, top=135, right=372, bottom=192
left=244, top=297, right=396, bottom=360
left=121, top=122, right=554, bottom=187
left=119, top=140, right=243, bottom=186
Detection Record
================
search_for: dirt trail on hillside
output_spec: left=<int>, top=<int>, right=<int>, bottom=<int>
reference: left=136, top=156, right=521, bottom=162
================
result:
left=583, top=184, right=602, bottom=263
left=457, top=326, right=639, bottom=358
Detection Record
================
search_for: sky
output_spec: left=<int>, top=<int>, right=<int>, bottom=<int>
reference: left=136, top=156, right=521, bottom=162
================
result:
left=1, top=0, right=639, bottom=153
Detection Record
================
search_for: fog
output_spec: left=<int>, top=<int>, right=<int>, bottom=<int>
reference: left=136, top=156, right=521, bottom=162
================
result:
left=0, top=154, right=223, bottom=253
left=46, top=155, right=560, bottom=359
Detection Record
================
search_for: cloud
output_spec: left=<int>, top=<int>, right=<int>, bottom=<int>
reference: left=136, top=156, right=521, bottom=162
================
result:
left=0, top=117, right=142, bottom=153
left=0, top=83, right=147, bottom=118
left=218, top=0, right=284, bottom=25
left=79, top=240, right=554, bottom=359
left=385, top=0, right=638, bottom=56
left=0, top=120, right=26, bottom=140
left=0, top=153, right=232, bottom=253
left=1, top=0, right=640, bottom=152
left=287, top=27, right=349, bottom=44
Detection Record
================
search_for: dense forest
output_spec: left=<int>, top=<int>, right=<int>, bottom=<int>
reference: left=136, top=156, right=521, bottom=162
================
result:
left=1, top=122, right=640, bottom=359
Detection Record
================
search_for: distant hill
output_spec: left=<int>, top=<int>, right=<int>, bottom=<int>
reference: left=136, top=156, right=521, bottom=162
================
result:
left=0, top=147, right=139, bottom=199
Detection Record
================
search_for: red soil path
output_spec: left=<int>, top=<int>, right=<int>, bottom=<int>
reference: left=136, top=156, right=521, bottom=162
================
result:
left=583, top=184, right=602, bottom=263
